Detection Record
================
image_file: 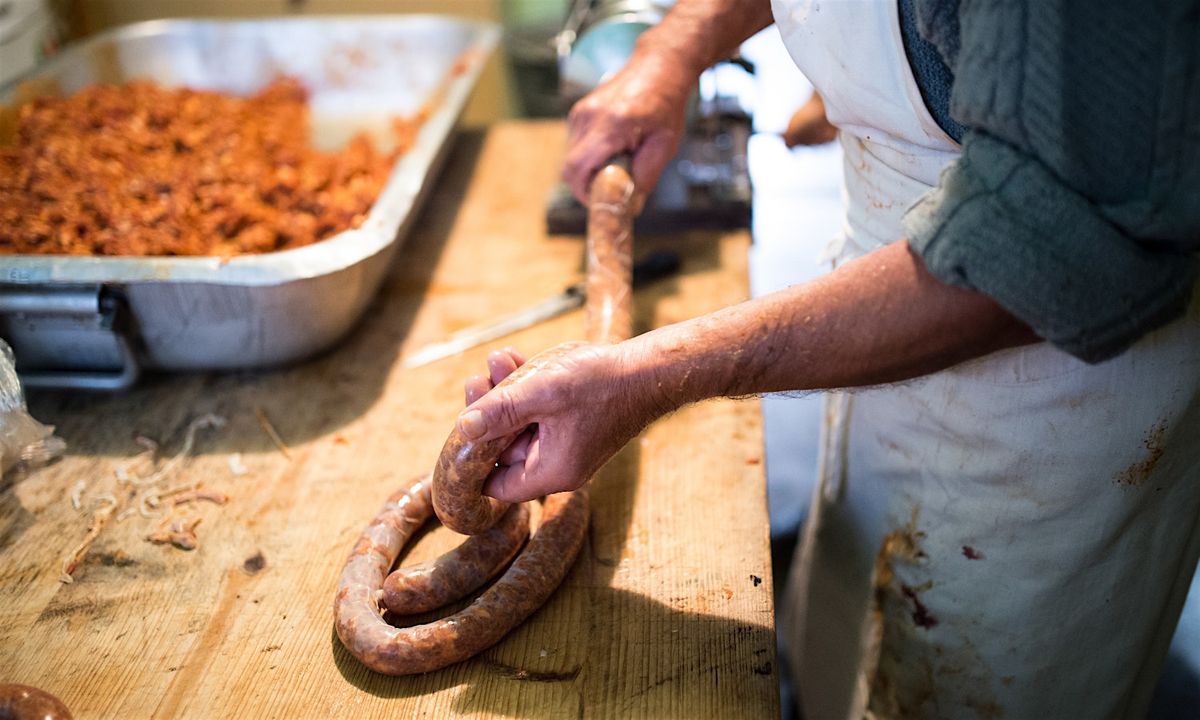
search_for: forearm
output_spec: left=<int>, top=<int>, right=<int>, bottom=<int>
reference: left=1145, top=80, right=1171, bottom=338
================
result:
left=631, top=0, right=774, bottom=79
left=622, top=240, right=1039, bottom=410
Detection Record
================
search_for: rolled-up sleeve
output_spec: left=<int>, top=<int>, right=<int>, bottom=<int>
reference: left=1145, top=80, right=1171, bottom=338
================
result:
left=904, top=0, right=1200, bottom=363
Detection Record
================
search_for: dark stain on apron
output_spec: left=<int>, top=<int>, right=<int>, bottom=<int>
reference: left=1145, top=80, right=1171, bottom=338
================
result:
left=1114, top=418, right=1168, bottom=487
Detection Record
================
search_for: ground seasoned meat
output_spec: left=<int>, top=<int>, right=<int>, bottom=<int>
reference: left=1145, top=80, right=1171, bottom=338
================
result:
left=0, top=78, right=422, bottom=257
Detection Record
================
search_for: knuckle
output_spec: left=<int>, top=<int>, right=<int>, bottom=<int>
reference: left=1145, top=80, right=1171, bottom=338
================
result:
left=494, top=390, right=524, bottom=431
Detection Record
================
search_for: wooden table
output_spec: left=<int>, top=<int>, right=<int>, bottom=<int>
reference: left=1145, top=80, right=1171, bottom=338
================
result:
left=0, top=121, right=779, bottom=719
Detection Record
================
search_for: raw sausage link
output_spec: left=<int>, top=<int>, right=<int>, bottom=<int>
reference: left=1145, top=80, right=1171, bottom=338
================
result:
left=336, top=159, right=634, bottom=676
left=585, top=161, right=636, bottom=344
left=382, top=501, right=530, bottom=615
left=431, top=161, right=633, bottom=534
left=0, top=684, right=73, bottom=720
left=431, top=434, right=514, bottom=536
left=334, top=476, right=588, bottom=675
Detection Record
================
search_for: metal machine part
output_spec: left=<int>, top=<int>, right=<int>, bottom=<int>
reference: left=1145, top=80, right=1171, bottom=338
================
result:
left=0, top=17, right=499, bottom=389
left=557, top=0, right=673, bottom=99
left=549, top=0, right=753, bottom=234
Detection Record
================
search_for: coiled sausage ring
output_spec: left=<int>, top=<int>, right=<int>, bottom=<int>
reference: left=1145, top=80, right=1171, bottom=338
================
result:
left=334, top=161, right=635, bottom=675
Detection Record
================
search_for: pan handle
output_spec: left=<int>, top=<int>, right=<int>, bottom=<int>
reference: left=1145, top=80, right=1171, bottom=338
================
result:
left=0, top=287, right=142, bottom=392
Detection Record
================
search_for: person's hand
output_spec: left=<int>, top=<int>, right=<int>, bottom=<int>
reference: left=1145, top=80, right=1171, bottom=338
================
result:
left=457, top=343, right=662, bottom=503
left=562, top=0, right=776, bottom=199
left=782, top=91, right=838, bottom=148
left=563, top=54, right=695, bottom=205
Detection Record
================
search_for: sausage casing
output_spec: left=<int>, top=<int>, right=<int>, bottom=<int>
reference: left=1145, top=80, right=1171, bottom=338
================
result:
left=585, top=161, right=635, bottom=345
left=382, top=501, right=529, bottom=615
left=334, top=476, right=588, bottom=675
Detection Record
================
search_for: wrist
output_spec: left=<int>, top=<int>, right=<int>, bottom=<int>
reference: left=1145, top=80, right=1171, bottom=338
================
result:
left=629, top=26, right=708, bottom=93
left=619, top=309, right=759, bottom=408
left=612, top=322, right=717, bottom=420
left=609, top=338, right=680, bottom=424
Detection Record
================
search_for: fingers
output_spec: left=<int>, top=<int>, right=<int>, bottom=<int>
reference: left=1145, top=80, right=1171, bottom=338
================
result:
left=465, top=347, right=527, bottom=406
left=482, top=463, right=535, bottom=503
left=483, top=438, right=568, bottom=502
left=567, top=123, right=677, bottom=207
left=486, top=348, right=523, bottom=386
left=459, top=342, right=599, bottom=497
left=630, top=130, right=677, bottom=203
left=457, top=345, right=543, bottom=441
left=564, top=100, right=601, bottom=202
left=457, top=382, right=528, bottom=442
left=565, top=87, right=648, bottom=204
left=564, top=126, right=628, bottom=205
left=498, top=428, right=534, bottom=465
left=464, top=374, right=490, bottom=406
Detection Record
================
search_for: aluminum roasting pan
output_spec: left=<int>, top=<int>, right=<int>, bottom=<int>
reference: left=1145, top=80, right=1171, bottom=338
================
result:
left=0, top=16, right=499, bottom=390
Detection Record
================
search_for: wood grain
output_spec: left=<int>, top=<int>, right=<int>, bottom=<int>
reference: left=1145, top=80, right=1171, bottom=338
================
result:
left=0, top=121, right=777, bottom=719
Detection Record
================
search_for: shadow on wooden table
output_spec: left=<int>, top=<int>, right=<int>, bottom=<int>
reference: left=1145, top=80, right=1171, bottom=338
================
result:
left=329, top=588, right=775, bottom=717
left=24, top=130, right=488, bottom=458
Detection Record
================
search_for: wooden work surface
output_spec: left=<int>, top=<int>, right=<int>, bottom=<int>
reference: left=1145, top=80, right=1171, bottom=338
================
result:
left=0, top=121, right=778, bottom=719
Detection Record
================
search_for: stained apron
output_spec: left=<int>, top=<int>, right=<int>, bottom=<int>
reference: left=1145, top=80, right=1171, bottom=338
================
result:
left=769, top=1, right=1200, bottom=717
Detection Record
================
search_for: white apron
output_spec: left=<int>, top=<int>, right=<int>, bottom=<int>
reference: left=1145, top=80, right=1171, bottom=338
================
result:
left=770, top=1, right=1200, bottom=718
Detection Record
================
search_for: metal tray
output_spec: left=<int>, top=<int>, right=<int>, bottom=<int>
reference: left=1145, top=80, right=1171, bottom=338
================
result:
left=0, top=16, right=499, bottom=390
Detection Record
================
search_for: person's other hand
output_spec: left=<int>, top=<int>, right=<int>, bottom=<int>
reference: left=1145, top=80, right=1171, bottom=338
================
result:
left=782, top=91, right=838, bottom=148
left=563, top=56, right=693, bottom=206
left=458, top=343, right=660, bottom=502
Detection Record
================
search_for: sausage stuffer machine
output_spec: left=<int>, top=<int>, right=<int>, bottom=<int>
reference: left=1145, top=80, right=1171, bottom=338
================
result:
left=546, top=0, right=753, bottom=234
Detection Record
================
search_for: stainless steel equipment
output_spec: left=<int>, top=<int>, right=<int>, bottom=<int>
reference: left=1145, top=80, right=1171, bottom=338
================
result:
left=0, top=16, right=499, bottom=390
left=548, top=0, right=752, bottom=234
left=401, top=249, right=680, bottom=368
left=557, top=0, right=672, bottom=100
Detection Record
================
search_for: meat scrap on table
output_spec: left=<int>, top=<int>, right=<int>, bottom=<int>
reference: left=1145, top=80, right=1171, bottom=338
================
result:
left=58, top=414, right=237, bottom=582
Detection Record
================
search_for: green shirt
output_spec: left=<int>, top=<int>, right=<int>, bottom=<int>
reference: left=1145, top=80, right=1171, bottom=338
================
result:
left=903, top=0, right=1199, bottom=362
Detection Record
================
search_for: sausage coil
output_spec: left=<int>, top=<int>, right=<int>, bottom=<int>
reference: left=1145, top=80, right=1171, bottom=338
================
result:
left=335, top=159, right=637, bottom=674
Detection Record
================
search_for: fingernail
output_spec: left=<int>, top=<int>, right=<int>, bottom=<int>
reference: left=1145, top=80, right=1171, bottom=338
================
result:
left=459, top=409, right=485, bottom=439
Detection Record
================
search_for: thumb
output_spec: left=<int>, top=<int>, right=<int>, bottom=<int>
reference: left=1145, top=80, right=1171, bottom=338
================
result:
left=456, top=386, right=531, bottom=442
